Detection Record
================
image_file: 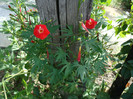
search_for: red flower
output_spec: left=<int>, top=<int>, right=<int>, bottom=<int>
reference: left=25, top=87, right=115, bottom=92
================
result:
left=77, top=46, right=81, bottom=62
left=85, top=18, right=97, bottom=29
left=31, top=40, right=35, bottom=43
left=34, top=24, right=50, bottom=40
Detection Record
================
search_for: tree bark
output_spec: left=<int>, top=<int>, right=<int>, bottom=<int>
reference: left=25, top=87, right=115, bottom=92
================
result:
left=35, top=0, right=93, bottom=56
left=108, top=45, right=133, bottom=99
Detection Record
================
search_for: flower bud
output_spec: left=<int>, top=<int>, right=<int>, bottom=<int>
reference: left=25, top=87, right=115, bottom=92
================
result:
left=8, top=5, right=11, bottom=9
left=77, top=37, right=81, bottom=41
left=31, top=40, right=35, bottom=43
left=77, top=46, right=81, bottom=62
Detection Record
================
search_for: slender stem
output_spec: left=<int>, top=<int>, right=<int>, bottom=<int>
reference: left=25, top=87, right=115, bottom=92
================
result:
left=2, top=79, right=7, bottom=99
left=2, top=70, right=29, bottom=99
left=4, top=71, right=26, bottom=82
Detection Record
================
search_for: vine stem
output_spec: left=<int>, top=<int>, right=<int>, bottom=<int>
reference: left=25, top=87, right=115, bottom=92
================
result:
left=2, top=70, right=29, bottom=99
left=2, top=79, right=7, bottom=99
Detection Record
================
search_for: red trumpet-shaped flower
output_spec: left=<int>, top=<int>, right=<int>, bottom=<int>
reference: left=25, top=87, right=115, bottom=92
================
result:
left=77, top=46, right=81, bottom=62
left=81, top=22, right=90, bottom=33
left=85, top=18, right=97, bottom=29
left=34, top=24, right=50, bottom=40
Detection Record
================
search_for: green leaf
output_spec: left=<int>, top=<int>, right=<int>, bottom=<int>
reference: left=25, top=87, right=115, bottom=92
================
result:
left=106, top=0, right=112, bottom=6
left=87, top=39, right=102, bottom=53
left=95, top=22, right=102, bottom=30
left=55, top=48, right=68, bottom=62
left=107, top=24, right=113, bottom=30
left=128, top=25, right=133, bottom=32
left=120, top=31, right=127, bottom=38
left=21, top=30, right=33, bottom=39
left=85, top=42, right=90, bottom=52
left=115, top=27, right=121, bottom=35
left=47, top=25, right=59, bottom=34
left=33, top=87, right=40, bottom=97
left=102, top=23, right=107, bottom=29
left=96, top=92, right=110, bottom=99
left=59, top=62, right=73, bottom=78
left=64, top=63, right=73, bottom=78
left=31, top=57, right=46, bottom=73
left=68, top=95, right=78, bottom=99
left=39, top=73, right=47, bottom=85
left=100, top=0, right=107, bottom=2
left=114, top=63, right=122, bottom=69
left=77, top=66, right=87, bottom=81
left=69, top=83, right=78, bottom=93
left=22, top=79, right=27, bottom=89
left=49, top=69, right=61, bottom=84
left=122, top=22, right=128, bottom=31
left=120, top=45, right=131, bottom=54
left=27, top=83, right=33, bottom=95
left=94, top=60, right=105, bottom=75
left=131, top=5, right=133, bottom=11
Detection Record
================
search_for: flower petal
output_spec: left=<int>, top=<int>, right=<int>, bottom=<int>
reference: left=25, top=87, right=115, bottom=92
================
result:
left=85, top=18, right=97, bottom=29
left=33, top=24, right=50, bottom=40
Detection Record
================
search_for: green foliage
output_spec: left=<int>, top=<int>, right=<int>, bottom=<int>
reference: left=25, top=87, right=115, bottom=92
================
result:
left=0, top=0, right=114, bottom=99
left=96, top=92, right=110, bottom=99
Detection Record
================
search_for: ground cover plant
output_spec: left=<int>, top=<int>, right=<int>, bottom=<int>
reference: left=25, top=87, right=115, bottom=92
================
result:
left=1, top=0, right=130, bottom=99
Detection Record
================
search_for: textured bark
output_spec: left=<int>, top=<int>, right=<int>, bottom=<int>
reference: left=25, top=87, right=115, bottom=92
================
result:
left=108, top=45, right=133, bottom=99
left=35, top=0, right=93, bottom=43
left=35, top=0, right=59, bottom=44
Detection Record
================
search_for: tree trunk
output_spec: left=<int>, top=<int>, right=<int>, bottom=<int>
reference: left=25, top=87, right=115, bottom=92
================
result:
left=35, top=0, right=93, bottom=32
left=35, top=0, right=93, bottom=57
left=108, top=45, right=133, bottom=99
